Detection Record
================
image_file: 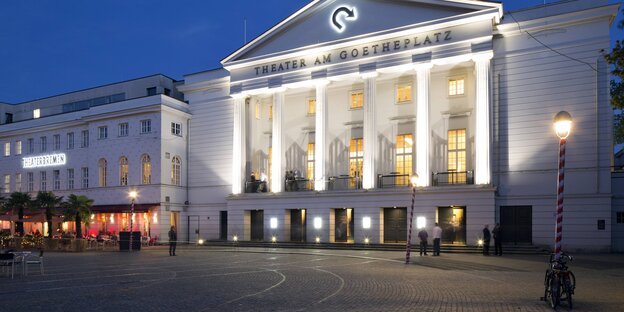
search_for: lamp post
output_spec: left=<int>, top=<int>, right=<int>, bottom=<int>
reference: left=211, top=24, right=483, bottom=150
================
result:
left=553, top=111, right=572, bottom=261
left=405, top=174, right=418, bottom=264
left=129, top=191, right=137, bottom=252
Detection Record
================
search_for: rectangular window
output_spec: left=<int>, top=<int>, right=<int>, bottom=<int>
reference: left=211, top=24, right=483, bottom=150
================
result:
left=81, top=167, right=89, bottom=189
left=307, top=98, right=316, bottom=115
left=15, top=173, right=21, bottom=192
left=40, top=171, right=47, bottom=191
left=448, top=78, right=465, bottom=96
left=4, top=142, right=9, bottom=157
left=33, top=109, right=41, bottom=119
left=67, top=132, right=74, bottom=149
left=255, top=102, right=260, bottom=119
left=349, top=90, right=364, bottom=109
left=268, top=104, right=273, bottom=120
left=141, top=119, right=152, bottom=134
left=53, top=134, right=61, bottom=150
left=81, top=130, right=89, bottom=148
left=396, top=83, right=413, bottom=103
left=40, top=136, right=47, bottom=152
left=448, top=129, right=467, bottom=184
left=98, top=126, right=108, bottom=139
left=395, top=134, right=413, bottom=186
left=171, top=122, right=182, bottom=136
left=27, top=138, right=34, bottom=154
left=118, top=123, right=129, bottom=137
left=349, top=138, right=364, bottom=188
left=53, top=170, right=60, bottom=190
left=67, top=169, right=74, bottom=190
left=307, top=143, right=315, bottom=181
left=15, top=140, right=22, bottom=155
left=146, top=87, right=157, bottom=96
left=617, top=212, right=624, bottom=224
left=27, top=172, right=34, bottom=192
left=3, top=175, right=10, bottom=193
left=164, top=88, right=171, bottom=96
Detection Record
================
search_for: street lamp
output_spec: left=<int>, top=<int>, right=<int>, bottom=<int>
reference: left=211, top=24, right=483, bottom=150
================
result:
left=405, top=174, right=418, bottom=264
left=129, top=191, right=137, bottom=252
left=553, top=111, right=572, bottom=261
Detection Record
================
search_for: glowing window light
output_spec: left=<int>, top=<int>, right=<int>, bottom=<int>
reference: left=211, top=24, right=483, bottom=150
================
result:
left=90, top=214, right=95, bottom=220
left=313, top=217, right=322, bottom=229
left=152, top=212, right=158, bottom=224
left=416, top=216, right=426, bottom=229
left=33, top=109, right=40, bottom=119
left=362, top=217, right=371, bottom=229
left=110, top=214, right=115, bottom=224
left=270, top=217, right=278, bottom=229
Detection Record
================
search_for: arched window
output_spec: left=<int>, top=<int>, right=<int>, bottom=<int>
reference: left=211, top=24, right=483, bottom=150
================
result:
left=119, top=156, right=128, bottom=186
left=141, top=154, right=151, bottom=184
left=98, top=158, right=107, bottom=187
left=171, top=156, right=181, bottom=186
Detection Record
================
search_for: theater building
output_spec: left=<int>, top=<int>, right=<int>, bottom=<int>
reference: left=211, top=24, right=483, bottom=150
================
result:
left=0, top=75, right=190, bottom=241
left=181, top=0, right=619, bottom=252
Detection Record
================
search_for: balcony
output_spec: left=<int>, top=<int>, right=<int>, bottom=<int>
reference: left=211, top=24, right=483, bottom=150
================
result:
left=432, top=170, right=474, bottom=186
left=245, top=180, right=268, bottom=193
left=327, top=175, right=362, bottom=190
left=377, top=173, right=410, bottom=188
left=285, top=178, right=314, bottom=192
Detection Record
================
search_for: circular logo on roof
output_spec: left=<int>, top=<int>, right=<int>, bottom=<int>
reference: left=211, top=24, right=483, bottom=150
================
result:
left=331, top=6, right=357, bottom=33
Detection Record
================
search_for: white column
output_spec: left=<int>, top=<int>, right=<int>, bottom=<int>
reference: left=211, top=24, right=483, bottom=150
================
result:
left=271, top=91, right=285, bottom=192
left=415, top=63, right=432, bottom=187
left=232, top=96, right=246, bottom=194
left=314, top=81, right=329, bottom=191
left=362, top=73, right=377, bottom=190
left=473, top=52, right=493, bottom=185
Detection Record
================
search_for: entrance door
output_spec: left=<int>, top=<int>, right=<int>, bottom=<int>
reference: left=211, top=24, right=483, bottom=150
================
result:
left=219, top=211, right=228, bottom=240
left=188, top=215, right=200, bottom=244
left=334, top=208, right=354, bottom=243
left=384, top=207, right=407, bottom=243
left=437, top=206, right=466, bottom=245
left=290, top=209, right=307, bottom=242
left=250, top=210, right=264, bottom=241
left=500, top=206, right=532, bottom=244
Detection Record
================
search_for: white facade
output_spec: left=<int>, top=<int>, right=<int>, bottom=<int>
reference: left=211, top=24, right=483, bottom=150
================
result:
left=181, top=0, right=619, bottom=252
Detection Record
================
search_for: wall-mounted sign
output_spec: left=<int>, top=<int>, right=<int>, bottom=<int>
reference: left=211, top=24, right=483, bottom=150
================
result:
left=331, top=6, right=357, bottom=33
left=22, top=153, right=67, bottom=169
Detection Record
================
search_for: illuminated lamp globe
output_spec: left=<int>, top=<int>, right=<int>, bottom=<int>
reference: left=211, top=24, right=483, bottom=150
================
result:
left=554, top=111, right=573, bottom=139
left=129, top=191, right=138, bottom=200
left=410, top=174, right=419, bottom=187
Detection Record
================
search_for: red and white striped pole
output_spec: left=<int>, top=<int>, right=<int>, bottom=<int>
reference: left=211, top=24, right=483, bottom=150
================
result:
left=406, top=175, right=418, bottom=264
left=553, top=111, right=572, bottom=261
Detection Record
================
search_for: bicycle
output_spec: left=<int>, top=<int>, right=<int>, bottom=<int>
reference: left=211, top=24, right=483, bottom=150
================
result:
left=542, top=253, right=576, bottom=309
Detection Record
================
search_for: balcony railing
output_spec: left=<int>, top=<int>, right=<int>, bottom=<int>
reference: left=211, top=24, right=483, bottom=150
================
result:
left=377, top=173, right=410, bottom=188
left=285, top=178, right=314, bottom=192
left=245, top=180, right=268, bottom=193
left=432, top=170, right=474, bottom=186
left=327, top=175, right=362, bottom=190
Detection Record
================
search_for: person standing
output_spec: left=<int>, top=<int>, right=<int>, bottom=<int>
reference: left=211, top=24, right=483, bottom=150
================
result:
left=418, top=228, right=429, bottom=256
left=482, top=224, right=491, bottom=256
left=168, top=225, right=177, bottom=256
left=432, top=223, right=442, bottom=256
left=492, top=223, right=502, bottom=256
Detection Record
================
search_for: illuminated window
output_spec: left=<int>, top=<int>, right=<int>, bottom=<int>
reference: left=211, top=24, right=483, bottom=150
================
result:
left=53, top=170, right=60, bottom=190
left=448, top=78, right=465, bottom=96
left=98, top=158, right=107, bottom=187
left=98, top=126, right=108, bottom=139
left=40, top=171, right=46, bottom=191
left=349, top=138, right=364, bottom=188
left=3, top=175, right=10, bottom=193
left=307, top=98, right=316, bottom=115
left=350, top=90, right=364, bottom=109
left=66, top=133, right=74, bottom=149
left=53, top=134, right=60, bottom=150
left=307, top=143, right=315, bottom=182
left=15, top=173, right=21, bottom=192
left=268, top=104, right=273, bottom=120
left=141, top=154, right=151, bottom=184
left=67, top=169, right=74, bottom=190
left=3, top=142, right=9, bottom=157
left=395, top=134, right=413, bottom=186
left=448, top=129, right=467, bottom=184
left=118, top=123, right=129, bottom=137
left=171, top=156, right=181, bottom=186
left=15, top=140, right=22, bottom=155
left=27, top=172, right=34, bottom=192
left=396, top=83, right=413, bottom=103
left=255, top=102, right=260, bottom=119
left=119, top=156, right=128, bottom=186
left=33, top=109, right=40, bottom=119
left=81, top=167, right=89, bottom=189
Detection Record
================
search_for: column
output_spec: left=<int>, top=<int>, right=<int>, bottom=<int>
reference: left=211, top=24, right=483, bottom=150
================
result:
left=415, top=63, right=432, bottom=187
left=473, top=52, right=493, bottom=185
left=362, top=73, right=377, bottom=190
left=314, top=81, right=329, bottom=191
left=232, top=95, right=246, bottom=194
left=271, top=91, right=285, bottom=192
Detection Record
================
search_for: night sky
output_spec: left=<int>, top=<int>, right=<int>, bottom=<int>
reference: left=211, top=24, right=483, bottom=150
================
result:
left=0, top=0, right=621, bottom=104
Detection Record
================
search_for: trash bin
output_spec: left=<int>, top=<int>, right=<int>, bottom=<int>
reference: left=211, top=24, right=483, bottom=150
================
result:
left=119, top=231, right=141, bottom=251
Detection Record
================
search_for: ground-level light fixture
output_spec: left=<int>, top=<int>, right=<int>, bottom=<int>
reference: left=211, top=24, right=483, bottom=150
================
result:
left=271, top=236, right=277, bottom=243
left=198, top=239, right=204, bottom=245
left=364, top=238, right=370, bottom=244
left=478, top=239, right=484, bottom=246
left=233, top=235, right=238, bottom=242
left=315, top=236, right=321, bottom=243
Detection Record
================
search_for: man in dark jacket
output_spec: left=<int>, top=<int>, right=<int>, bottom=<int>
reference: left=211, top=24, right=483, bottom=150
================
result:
left=482, top=224, right=491, bottom=256
left=418, top=228, right=429, bottom=256
left=492, top=223, right=502, bottom=256
left=169, top=226, right=177, bottom=256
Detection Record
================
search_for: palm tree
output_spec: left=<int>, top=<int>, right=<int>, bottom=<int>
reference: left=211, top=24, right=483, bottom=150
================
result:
left=34, top=191, right=63, bottom=237
left=4, top=192, right=32, bottom=236
left=62, top=194, right=94, bottom=239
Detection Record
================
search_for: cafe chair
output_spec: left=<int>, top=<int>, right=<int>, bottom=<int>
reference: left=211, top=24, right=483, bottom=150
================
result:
left=0, top=253, right=16, bottom=279
left=25, top=250, right=44, bottom=276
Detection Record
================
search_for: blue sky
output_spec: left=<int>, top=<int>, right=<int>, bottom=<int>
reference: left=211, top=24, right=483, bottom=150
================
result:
left=0, top=0, right=621, bottom=104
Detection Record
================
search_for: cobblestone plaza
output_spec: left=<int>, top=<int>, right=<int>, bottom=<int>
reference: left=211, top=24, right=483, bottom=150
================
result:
left=2, top=247, right=623, bottom=311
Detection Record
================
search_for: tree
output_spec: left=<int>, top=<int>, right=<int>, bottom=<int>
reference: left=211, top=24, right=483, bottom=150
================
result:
left=604, top=19, right=624, bottom=144
left=4, top=192, right=32, bottom=236
left=62, top=194, right=94, bottom=239
left=34, top=191, right=63, bottom=237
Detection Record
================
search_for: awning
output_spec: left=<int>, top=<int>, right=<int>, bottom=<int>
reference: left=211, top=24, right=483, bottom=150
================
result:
left=90, top=203, right=159, bottom=213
